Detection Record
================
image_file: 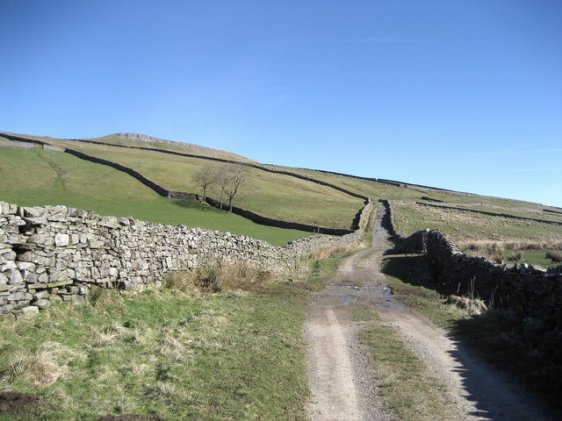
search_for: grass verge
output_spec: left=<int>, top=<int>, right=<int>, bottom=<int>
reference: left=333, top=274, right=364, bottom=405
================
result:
left=352, top=305, right=456, bottom=420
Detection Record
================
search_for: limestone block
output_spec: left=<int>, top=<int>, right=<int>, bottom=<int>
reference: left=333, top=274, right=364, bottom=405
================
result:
left=88, top=239, right=105, bottom=249
left=55, top=233, right=70, bottom=247
left=7, top=234, right=27, bottom=245
left=7, top=269, right=23, bottom=284
left=1, top=202, right=18, bottom=215
left=32, top=299, right=51, bottom=309
left=28, top=233, right=54, bottom=246
left=16, top=261, right=36, bottom=272
left=33, top=290, right=50, bottom=299
left=68, top=208, right=87, bottom=218
left=0, top=249, right=16, bottom=261
left=23, top=271, right=38, bottom=283
left=100, top=217, right=119, bottom=228
left=75, top=266, right=91, bottom=279
left=48, top=267, right=70, bottom=282
left=71, top=295, right=86, bottom=304
left=8, top=291, right=32, bottom=301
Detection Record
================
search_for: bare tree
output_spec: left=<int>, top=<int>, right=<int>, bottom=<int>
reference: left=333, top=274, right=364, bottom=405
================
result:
left=223, top=165, right=248, bottom=212
left=191, top=165, right=219, bottom=201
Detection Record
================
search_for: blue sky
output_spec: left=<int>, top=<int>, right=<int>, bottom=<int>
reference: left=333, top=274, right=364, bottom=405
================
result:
left=1, top=0, right=561, bottom=206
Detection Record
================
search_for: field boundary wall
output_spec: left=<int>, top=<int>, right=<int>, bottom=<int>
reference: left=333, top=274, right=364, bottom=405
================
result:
left=0, top=200, right=373, bottom=320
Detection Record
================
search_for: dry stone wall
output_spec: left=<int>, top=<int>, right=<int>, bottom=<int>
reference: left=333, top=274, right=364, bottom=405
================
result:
left=0, top=200, right=372, bottom=320
left=383, top=200, right=562, bottom=321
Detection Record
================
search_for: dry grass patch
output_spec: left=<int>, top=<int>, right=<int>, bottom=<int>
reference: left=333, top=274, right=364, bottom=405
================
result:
left=458, top=240, right=562, bottom=267
left=1, top=342, right=84, bottom=388
left=163, top=261, right=280, bottom=295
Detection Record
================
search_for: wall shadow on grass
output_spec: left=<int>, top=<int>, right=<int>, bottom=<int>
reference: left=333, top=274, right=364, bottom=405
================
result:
left=382, top=253, right=561, bottom=419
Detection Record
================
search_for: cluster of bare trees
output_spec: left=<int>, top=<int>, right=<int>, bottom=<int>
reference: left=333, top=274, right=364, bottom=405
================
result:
left=191, top=164, right=249, bottom=212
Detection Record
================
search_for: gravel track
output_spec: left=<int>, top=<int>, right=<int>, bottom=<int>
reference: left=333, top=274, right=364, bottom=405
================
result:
left=305, top=204, right=553, bottom=420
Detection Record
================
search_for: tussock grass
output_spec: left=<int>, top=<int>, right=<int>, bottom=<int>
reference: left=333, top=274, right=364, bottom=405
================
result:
left=458, top=240, right=562, bottom=267
left=2, top=342, right=84, bottom=387
left=545, top=250, right=562, bottom=263
left=445, top=295, right=488, bottom=316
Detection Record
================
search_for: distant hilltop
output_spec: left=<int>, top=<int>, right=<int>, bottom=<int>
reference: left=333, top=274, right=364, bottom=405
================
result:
left=110, top=132, right=176, bottom=144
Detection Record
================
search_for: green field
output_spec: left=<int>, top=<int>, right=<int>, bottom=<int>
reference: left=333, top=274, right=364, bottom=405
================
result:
left=0, top=146, right=308, bottom=245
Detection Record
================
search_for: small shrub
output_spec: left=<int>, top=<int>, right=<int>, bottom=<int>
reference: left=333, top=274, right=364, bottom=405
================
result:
left=546, top=251, right=562, bottom=263
left=88, top=286, right=123, bottom=308
left=506, top=251, right=523, bottom=262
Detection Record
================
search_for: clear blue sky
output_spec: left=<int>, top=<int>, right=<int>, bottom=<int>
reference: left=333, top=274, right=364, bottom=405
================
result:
left=1, top=0, right=561, bottom=206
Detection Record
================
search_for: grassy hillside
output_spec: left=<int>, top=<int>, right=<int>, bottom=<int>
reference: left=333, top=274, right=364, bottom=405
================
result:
left=0, top=146, right=308, bottom=245
left=42, top=139, right=363, bottom=229
left=391, top=202, right=562, bottom=247
left=286, top=167, right=559, bottom=212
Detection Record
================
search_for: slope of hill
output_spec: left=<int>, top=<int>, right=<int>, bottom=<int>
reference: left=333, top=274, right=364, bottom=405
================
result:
left=0, top=144, right=308, bottom=245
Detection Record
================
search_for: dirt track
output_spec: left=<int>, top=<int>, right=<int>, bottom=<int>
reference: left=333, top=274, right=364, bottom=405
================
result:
left=305, top=204, right=553, bottom=420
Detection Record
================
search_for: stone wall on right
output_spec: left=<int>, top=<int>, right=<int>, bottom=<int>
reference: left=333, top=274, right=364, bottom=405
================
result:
left=392, top=225, right=562, bottom=321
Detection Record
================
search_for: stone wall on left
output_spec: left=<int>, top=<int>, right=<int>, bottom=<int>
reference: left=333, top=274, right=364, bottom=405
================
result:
left=0, top=200, right=372, bottom=320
